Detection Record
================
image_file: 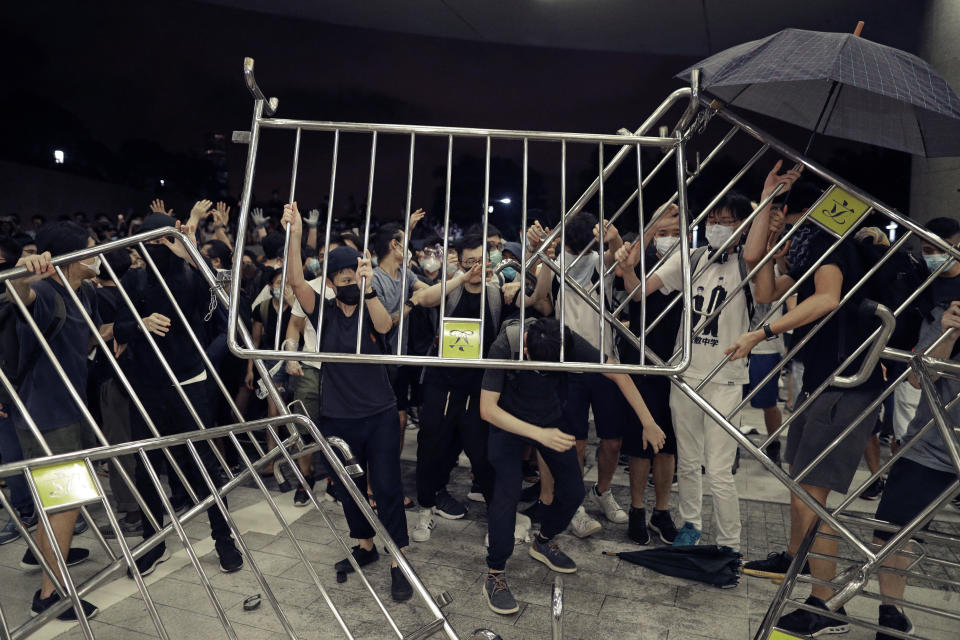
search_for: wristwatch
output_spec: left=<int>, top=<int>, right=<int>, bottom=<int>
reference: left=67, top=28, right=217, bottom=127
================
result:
left=364, top=290, right=378, bottom=300
left=761, top=323, right=776, bottom=341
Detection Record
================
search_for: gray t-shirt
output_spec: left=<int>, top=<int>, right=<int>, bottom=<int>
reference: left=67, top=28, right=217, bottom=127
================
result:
left=371, top=266, right=417, bottom=355
left=902, top=308, right=959, bottom=474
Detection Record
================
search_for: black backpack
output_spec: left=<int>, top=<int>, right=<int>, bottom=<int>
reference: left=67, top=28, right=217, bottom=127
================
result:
left=0, top=291, right=67, bottom=399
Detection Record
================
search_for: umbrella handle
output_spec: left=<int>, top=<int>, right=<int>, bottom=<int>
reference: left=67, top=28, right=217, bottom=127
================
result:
left=853, top=21, right=864, bottom=37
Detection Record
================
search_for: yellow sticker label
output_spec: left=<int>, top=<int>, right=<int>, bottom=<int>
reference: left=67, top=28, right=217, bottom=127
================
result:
left=442, top=319, right=482, bottom=359
left=31, top=461, right=100, bottom=511
left=808, top=185, right=872, bottom=238
left=769, top=630, right=804, bottom=640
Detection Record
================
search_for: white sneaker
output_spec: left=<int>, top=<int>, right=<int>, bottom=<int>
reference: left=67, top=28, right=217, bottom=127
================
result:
left=570, top=506, right=602, bottom=538
left=411, top=508, right=436, bottom=543
left=483, top=513, right=534, bottom=548
left=590, top=484, right=628, bottom=524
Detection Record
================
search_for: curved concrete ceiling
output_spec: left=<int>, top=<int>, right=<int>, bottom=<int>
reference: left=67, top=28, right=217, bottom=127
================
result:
left=198, top=0, right=922, bottom=56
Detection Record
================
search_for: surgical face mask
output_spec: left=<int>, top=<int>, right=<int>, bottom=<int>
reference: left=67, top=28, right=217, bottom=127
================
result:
left=305, top=258, right=321, bottom=275
left=79, top=255, right=101, bottom=277
left=446, top=261, right=460, bottom=277
left=924, top=253, right=953, bottom=273
left=271, top=287, right=282, bottom=300
left=335, top=283, right=361, bottom=306
left=488, top=249, right=503, bottom=266
left=654, top=236, right=679, bottom=256
left=500, top=266, right=518, bottom=282
left=421, top=256, right=441, bottom=273
left=705, top=223, right=736, bottom=249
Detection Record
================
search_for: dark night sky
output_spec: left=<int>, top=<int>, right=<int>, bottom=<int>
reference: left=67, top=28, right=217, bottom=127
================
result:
left=1, top=0, right=926, bottom=231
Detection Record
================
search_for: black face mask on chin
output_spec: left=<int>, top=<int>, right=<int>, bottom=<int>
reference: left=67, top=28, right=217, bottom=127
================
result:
left=335, top=283, right=361, bottom=306
left=145, top=244, right=173, bottom=272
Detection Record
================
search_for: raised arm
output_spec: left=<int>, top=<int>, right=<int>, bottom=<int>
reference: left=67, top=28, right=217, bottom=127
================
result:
left=411, top=265, right=477, bottom=308
left=281, top=203, right=318, bottom=316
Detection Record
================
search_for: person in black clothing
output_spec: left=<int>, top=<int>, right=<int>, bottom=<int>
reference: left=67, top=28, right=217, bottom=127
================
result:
left=613, top=204, right=683, bottom=544
left=478, top=317, right=665, bottom=615
left=281, top=202, right=413, bottom=602
left=113, top=213, right=243, bottom=577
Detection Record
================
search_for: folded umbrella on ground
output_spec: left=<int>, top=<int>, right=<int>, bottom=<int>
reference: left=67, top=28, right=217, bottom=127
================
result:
left=605, top=545, right=743, bottom=589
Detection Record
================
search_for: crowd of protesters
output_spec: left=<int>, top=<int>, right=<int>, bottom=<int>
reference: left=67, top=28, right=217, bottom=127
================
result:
left=0, top=167, right=957, bottom=640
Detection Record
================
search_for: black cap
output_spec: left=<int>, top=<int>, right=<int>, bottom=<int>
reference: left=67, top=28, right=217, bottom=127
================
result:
left=35, top=221, right=90, bottom=257
left=326, top=246, right=362, bottom=274
left=138, top=213, right=177, bottom=234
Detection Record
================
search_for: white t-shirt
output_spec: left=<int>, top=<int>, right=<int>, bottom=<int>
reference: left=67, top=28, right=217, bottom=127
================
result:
left=554, top=252, right=617, bottom=360
left=657, top=249, right=750, bottom=384
left=290, top=278, right=337, bottom=371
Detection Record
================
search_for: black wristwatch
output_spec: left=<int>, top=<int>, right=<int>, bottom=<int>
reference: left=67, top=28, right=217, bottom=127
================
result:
left=364, top=290, right=378, bottom=300
left=761, top=323, right=776, bottom=341
left=404, top=299, right=416, bottom=309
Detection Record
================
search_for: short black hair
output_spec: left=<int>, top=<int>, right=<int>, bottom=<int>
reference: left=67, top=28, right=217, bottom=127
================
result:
left=709, top=192, right=753, bottom=221
left=0, top=236, right=20, bottom=264
left=925, top=217, right=960, bottom=241
left=467, top=223, right=502, bottom=239
left=203, top=239, right=233, bottom=267
left=458, top=233, right=484, bottom=254
left=373, top=223, right=403, bottom=259
left=261, top=231, right=285, bottom=259
left=525, top=317, right=573, bottom=362
left=565, top=212, right=597, bottom=254
left=36, top=221, right=90, bottom=257
left=100, top=248, right=132, bottom=282
left=782, top=180, right=824, bottom=211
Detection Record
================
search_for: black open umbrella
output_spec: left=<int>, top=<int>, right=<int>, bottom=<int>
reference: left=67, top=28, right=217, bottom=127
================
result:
left=676, top=26, right=960, bottom=157
left=605, top=545, right=743, bottom=589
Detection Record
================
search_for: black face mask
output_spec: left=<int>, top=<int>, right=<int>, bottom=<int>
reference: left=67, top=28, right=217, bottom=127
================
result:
left=335, top=283, right=361, bottom=306
left=145, top=244, right=173, bottom=272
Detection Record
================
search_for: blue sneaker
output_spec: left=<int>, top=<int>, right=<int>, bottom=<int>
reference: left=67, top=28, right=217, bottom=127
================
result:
left=672, top=522, right=701, bottom=546
left=0, top=511, right=38, bottom=546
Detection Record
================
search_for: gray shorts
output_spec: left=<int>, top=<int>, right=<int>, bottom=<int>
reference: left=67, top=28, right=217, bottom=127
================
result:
left=786, top=390, right=880, bottom=494
left=16, top=422, right=88, bottom=460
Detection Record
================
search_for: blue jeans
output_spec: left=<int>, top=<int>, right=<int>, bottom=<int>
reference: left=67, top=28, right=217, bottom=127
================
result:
left=0, top=412, right=32, bottom=515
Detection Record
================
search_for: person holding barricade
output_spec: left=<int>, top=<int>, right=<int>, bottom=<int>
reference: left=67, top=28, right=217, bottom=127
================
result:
left=478, top=316, right=664, bottom=614
left=9, top=222, right=102, bottom=619
left=280, top=202, right=414, bottom=602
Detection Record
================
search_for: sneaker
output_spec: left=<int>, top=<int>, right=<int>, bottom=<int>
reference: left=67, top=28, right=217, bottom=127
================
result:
left=21, top=547, right=89, bottom=571
left=31, top=590, right=99, bottom=621
left=766, top=440, right=783, bottom=468
left=628, top=507, right=650, bottom=545
left=482, top=572, right=520, bottom=615
left=0, top=510, right=37, bottom=545
left=649, top=509, right=679, bottom=544
left=433, top=490, right=466, bottom=520
left=411, top=508, right=436, bottom=543
left=129, top=544, right=170, bottom=578
left=672, top=522, right=702, bottom=547
left=522, top=500, right=543, bottom=525
left=293, top=487, right=310, bottom=507
left=390, top=566, right=413, bottom=602
left=860, top=477, right=886, bottom=501
left=98, top=514, right=143, bottom=539
left=776, top=596, right=849, bottom=636
left=570, top=506, right=602, bottom=538
left=169, top=495, right=190, bottom=515
left=334, top=544, right=380, bottom=574
left=877, top=603, right=912, bottom=640
left=529, top=536, right=577, bottom=573
left=743, top=551, right=811, bottom=580
left=216, top=539, right=243, bottom=573
left=467, top=478, right=485, bottom=503
left=590, top=484, right=628, bottom=524
left=73, top=515, right=87, bottom=536
left=519, top=481, right=541, bottom=503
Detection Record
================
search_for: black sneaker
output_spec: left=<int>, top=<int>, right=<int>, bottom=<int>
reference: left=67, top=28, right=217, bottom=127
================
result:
left=217, top=539, right=243, bottom=573
left=519, top=481, right=541, bottom=503
left=877, top=603, right=912, bottom=640
left=482, top=572, right=520, bottom=615
left=433, top=490, right=466, bottom=520
left=766, top=440, right=783, bottom=468
left=743, top=551, right=810, bottom=580
left=776, top=596, right=849, bottom=636
left=335, top=545, right=380, bottom=574
left=21, top=547, right=89, bottom=571
left=649, top=509, right=679, bottom=544
left=529, top=537, right=577, bottom=573
left=860, top=477, right=886, bottom=501
left=293, top=487, right=310, bottom=507
left=98, top=514, right=143, bottom=539
left=129, top=544, right=170, bottom=578
left=521, top=500, right=543, bottom=524
left=73, top=515, right=88, bottom=536
left=31, top=589, right=99, bottom=621
left=0, top=510, right=37, bottom=545
left=628, top=507, right=650, bottom=545
left=390, top=566, right=413, bottom=602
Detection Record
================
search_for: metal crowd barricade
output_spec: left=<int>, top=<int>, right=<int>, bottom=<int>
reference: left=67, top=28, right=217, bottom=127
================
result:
left=0, top=230, right=461, bottom=640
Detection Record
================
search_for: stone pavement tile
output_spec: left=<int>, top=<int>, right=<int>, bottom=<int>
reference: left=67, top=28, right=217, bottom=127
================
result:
left=445, top=612, right=533, bottom=640
left=673, top=583, right=773, bottom=617
left=497, top=575, right=604, bottom=616
left=600, top=595, right=751, bottom=639
left=52, top=620, right=157, bottom=640
left=205, top=566, right=325, bottom=611
left=514, top=602, right=666, bottom=640
left=245, top=548, right=306, bottom=576
left=127, top=573, right=249, bottom=613
left=90, top=598, right=242, bottom=638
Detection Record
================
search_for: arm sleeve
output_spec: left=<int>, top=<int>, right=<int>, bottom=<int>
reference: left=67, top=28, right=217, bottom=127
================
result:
left=112, top=272, right=141, bottom=344
left=654, top=251, right=685, bottom=293
left=568, top=330, right=604, bottom=364
left=480, top=333, right=510, bottom=393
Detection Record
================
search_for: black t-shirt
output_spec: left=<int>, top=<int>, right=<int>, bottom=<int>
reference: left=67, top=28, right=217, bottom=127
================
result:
left=91, top=286, right=127, bottom=386
left=253, top=299, right=293, bottom=350
left=16, top=279, right=100, bottom=432
left=930, top=272, right=960, bottom=310
left=407, top=272, right=440, bottom=357
left=621, top=246, right=682, bottom=365
left=481, top=330, right=600, bottom=428
left=787, top=232, right=882, bottom=393
left=308, top=294, right=395, bottom=419
left=422, top=288, right=500, bottom=392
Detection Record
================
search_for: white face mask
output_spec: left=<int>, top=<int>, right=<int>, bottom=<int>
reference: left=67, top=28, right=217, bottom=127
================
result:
left=924, top=253, right=953, bottom=273
left=654, top=236, right=680, bottom=256
left=80, top=255, right=101, bottom=276
left=446, top=261, right=459, bottom=276
left=421, top=256, right=441, bottom=273
left=705, top=223, right=736, bottom=249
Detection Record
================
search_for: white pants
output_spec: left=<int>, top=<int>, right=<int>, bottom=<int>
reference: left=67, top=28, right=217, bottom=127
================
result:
left=670, top=380, right=742, bottom=549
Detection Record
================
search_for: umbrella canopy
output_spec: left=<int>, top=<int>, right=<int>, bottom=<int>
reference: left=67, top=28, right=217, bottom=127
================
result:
left=607, top=545, right=742, bottom=588
left=676, top=28, right=960, bottom=157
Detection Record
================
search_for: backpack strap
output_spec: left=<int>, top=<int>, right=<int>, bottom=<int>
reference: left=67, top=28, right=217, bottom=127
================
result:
left=737, top=252, right=761, bottom=327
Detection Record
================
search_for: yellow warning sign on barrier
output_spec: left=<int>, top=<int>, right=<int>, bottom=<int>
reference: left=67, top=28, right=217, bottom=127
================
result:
left=31, top=461, right=100, bottom=511
left=808, top=185, right=872, bottom=238
left=769, top=630, right=804, bottom=640
left=442, top=319, right=481, bottom=359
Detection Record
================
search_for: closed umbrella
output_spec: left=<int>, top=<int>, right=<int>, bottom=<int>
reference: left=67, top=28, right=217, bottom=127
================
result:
left=605, top=545, right=743, bottom=588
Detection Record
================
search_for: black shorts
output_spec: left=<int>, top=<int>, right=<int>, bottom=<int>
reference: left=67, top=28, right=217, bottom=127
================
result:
left=561, top=373, right=626, bottom=441
left=873, top=456, right=955, bottom=541
left=621, top=374, right=677, bottom=458
left=387, top=365, right=419, bottom=411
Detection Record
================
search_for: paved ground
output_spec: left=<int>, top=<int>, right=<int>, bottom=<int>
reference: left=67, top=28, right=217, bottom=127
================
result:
left=0, top=407, right=958, bottom=639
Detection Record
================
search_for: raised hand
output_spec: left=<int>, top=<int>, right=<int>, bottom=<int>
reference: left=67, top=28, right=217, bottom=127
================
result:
left=501, top=280, right=521, bottom=305
left=614, top=241, right=644, bottom=270
left=212, top=201, right=231, bottom=228
left=304, top=208, right=320, bottom=228
left=251, top=208, right=267, bottom=228
left=409, top=208, right=426, bottom=230
left=281, top=203, right=303, bottom=239
left=356, top=251, right=374, bottom=292
left=189, top=200, right=213, bottom=223
left=593, top=220, right=619, bottom=245
left=941, top=301, right=960, bottom=333
left=527, top=220, right=549, bottom=252
left=762, top=160, right=804, bottom=201
left=149, top=199, right=173, bottom=216
left=651, top=203, right=680, bottom=232
left=159, top=220, right=196, bottom=262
